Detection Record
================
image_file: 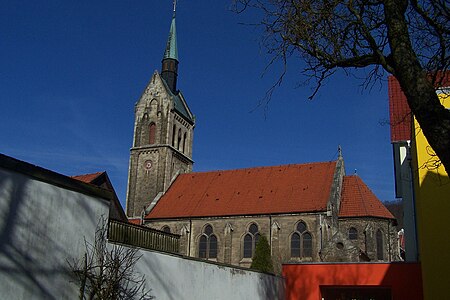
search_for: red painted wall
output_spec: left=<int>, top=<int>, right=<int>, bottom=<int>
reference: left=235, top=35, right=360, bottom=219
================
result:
left=282, top=263, right=423, bottom=300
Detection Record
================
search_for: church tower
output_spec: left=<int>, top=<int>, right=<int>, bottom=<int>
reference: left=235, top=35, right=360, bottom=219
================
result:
left=126, top=6, right=195, bottom=217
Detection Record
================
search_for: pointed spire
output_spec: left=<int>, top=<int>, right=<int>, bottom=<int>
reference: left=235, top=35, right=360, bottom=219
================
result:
left=163, top=1, right=178, bottom=61
left=338, top=145, right=343, bottom=159
left=161, top=0, right=179, bottom=93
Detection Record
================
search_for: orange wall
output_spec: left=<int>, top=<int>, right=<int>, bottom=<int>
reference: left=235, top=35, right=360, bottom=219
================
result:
left=283, top=263, right=423, bottom=300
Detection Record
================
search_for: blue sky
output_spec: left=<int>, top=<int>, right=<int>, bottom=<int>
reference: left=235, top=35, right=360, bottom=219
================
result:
left=1, top=1, right=396, bottom=208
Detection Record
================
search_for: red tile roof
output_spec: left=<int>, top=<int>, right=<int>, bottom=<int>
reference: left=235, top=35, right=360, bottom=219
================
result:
left=129, top=218, right=142, bottom=225
left=388, top=72, right=450, bottom=142
left=146, top=162, right=337, bottom=219
left=340, top=175, right=395, bottom=219
left=71, top=172, right=104, bottom=184
left=388, top=76, right=411, bottom=142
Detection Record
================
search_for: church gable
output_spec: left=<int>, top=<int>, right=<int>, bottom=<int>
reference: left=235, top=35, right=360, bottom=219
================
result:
left=135, top=72, right=172, bottom=116
left=135, top=71, right=194, bottom=125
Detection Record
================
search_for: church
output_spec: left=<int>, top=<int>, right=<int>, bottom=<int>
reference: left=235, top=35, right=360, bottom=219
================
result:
left=125, top=8, right=398, bottom=272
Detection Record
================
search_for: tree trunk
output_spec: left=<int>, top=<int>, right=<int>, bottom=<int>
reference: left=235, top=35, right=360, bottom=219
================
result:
left=384, top=0, right=450, bottom=174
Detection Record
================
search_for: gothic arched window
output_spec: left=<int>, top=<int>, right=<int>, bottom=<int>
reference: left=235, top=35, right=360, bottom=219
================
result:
left=349, top=227, right=358, bottom=240
left=376, top=229, right=384, bottom=260
left=149, top=122, right=156, bottom=144
left=177, top=129, right=182, bottom=150
left=291, top=221, right=313, bottom=258
left=243, top=223, right=260, bottom=258
left=161, top=225, right=171, bottom=233
left=198, top=224, right=217, bottom=259
left=172, top=125, right=176, bottom=147
left=183, top=132, right=187, bottom=153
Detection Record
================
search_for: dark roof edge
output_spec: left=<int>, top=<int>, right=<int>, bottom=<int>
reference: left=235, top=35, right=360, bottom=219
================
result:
left=338, top=215, right=396, bottom=220
left=181, top=160, right=337, bottom=176
left=0, top=153, right=114, bottom=202
left=145, top=210, right=329, bottom=221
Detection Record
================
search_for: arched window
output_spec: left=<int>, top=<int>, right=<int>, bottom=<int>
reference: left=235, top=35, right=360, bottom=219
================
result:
left=376, top=229, right=384, bottom=260
left=177, top=129, right=182, bottom=150
left=161, top=226, right=171, bottom=233
left=198, top=224, right=217, bottom=259
left=149, top=123, right=156, bottom=144
left=243, top=223, right=260, bottom=258
left=172, top=125, right=176, bottom=147
left=291, top=221, right=313, bottom=258
left=349, top=227, right=358, bottom=240
left=291, top=233, right=301, bottom=257
left=183, top=132, right=187, bottom=153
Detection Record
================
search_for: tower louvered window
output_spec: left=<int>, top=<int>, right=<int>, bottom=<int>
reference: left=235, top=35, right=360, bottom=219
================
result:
left=172, top=125, right=176, bottom=147
left=177, top=129, right=182, bottom=150
left=183, top=132, right=187, bottom=153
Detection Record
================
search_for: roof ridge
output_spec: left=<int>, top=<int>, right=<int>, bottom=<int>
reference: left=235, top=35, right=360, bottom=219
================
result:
left=71, top=171, right=105, bottom=178
left=188, top=161, right=337, bottom=175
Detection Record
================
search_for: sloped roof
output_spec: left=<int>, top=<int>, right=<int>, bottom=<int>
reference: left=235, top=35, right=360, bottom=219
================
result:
left=71, top=172, right=104, bottom=184
left=129, top=218, right=142, bottom=225
left=158, top=75, right=194, bottom=124
left=388, top=72, right=450, bottom=142
left=388, top=76, right=412, bottom=142
left=72, top=171, right=128, bottom=222
left=340, top=175, right=395, bottom=219
left=146, top=161, right=337, bottom=219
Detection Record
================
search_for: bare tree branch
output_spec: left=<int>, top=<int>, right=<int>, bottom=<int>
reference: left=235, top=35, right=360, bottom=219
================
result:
left=232, top=0, right=450, bottom=174
left=67, top=217, right=153, bottom=300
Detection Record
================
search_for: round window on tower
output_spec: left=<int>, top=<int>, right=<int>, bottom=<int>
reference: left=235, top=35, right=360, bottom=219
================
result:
left=144, top=160, right=152, bottom=170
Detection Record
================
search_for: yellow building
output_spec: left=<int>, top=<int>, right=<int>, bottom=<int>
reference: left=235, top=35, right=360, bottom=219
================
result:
left=389, top=75, right=450, bottom=299
left=412, top=91, right=450, bottom=299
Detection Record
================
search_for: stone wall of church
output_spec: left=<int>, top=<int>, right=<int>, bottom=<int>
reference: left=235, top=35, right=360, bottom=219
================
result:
left=337, top=218, right=399, bottom=261
left=146, top=214, right=398, bottom=274
left=127, top=148, right=169, bottom=217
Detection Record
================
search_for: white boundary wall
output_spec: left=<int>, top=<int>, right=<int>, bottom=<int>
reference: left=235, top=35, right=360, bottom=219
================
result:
left=0, top=166, right=110, bottom=299
left=0, top=160, right=285, bottom=299
left=133, top=248, right=285, bottom=300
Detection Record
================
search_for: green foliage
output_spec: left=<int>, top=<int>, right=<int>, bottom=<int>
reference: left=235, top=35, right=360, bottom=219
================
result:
left=250, top=235, right=274, bottom=273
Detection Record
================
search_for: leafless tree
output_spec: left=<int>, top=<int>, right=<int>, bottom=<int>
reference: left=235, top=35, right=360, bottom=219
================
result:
left=233, top=0, right=450, bottom=173
left=68, top=218, right=153, bottom=300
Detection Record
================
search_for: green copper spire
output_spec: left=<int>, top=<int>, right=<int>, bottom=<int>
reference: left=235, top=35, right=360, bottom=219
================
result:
left=161, top=1, right=180, bottom=93
left=163, top=4, right=178, bottom=61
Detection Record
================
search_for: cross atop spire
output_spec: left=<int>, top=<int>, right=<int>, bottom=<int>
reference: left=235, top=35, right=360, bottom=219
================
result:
left=173, top=0, right=177, bottom=14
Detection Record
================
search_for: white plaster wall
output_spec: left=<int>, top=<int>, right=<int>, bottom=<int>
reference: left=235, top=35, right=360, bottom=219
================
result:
left=0, top=168, right=110, bottom=299
left=134, top=249, right=285, bottom=300
left=0, top=166, right=284, bottom=299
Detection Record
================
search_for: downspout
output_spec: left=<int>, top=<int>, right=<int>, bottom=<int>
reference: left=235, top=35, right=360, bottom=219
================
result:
left=388, top=220, right=392, bottom=261
left=269, top=214, right=272, bottom=253
left=188, top=219, right=192, bottom=256
left=407, top=141, right=420, bottom=261
left=319, top=214, right=323, bottom=251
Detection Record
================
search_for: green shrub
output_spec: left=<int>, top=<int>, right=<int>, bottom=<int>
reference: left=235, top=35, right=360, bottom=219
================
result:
left=251, top=235, right=274, bottom=273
